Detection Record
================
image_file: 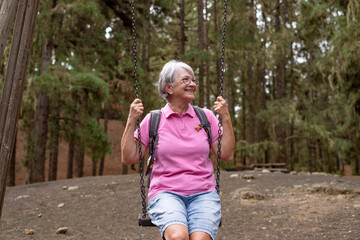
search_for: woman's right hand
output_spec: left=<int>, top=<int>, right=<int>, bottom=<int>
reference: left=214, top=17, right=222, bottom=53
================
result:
left=128, top=98, right=144, bottom=122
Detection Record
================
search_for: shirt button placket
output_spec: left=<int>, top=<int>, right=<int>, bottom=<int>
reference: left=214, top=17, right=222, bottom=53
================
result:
left=180, top=116, right=186, bottom=133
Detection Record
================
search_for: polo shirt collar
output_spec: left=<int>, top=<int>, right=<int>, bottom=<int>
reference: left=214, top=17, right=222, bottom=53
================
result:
left=163, top=103, right=196, bottom=118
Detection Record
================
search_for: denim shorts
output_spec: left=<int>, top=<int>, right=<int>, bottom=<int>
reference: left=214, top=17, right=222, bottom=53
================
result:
left=148, top=190, right=221, bottom=240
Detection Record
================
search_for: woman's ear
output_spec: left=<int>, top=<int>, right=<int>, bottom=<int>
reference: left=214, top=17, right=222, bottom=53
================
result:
left=164, top=84, right=173, bottom=96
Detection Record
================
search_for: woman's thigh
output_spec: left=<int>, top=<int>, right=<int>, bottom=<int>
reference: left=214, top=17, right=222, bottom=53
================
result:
left=148, top=191, right=188, bottom=237
left=187, top=191, right=221, bottom=240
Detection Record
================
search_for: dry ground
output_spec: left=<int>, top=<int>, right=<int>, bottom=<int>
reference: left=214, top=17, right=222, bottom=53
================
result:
left=1, top=171, right=360, bottom=240
left=4, top=119, right=360, bottom=239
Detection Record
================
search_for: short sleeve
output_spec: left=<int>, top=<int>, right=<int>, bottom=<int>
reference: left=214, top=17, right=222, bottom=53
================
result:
left=133, top=113, right=151, bottom=148
left=203, top=109, right=223, bottom=144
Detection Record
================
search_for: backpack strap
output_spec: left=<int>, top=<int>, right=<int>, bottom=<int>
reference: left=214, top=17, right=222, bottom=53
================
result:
left=145, top=110, right=161, bottom=176
left=193, top=106, right=212, bottom=145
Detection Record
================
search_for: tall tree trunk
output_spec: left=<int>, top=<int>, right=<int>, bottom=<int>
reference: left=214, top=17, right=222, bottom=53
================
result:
left=257, top=55, right=267, bottom=163
left=30, top=0, right=57, bottom=183
left=0, top=0, right=40, bottom=219
left=73, top=113, right=83, bottom=178
left=205, top=0, right=210, bottom=108
left=317, top=140, right=325, bottom=172
left=241, top=87, right=247, bottom=166
left=307, top=44, right=316, bottom=172
left=67, top=93, right=78, bottom=179
left=48, top=93, right=60, bottom=181
left=74, top=140, right=84, bottom=178
left=67, top=134, right=75, bottom=178
left=227, top=63, right=234, bottom=116
left=326, top=150, right=333, bottom=173
left=308, top=139, right=316, bottom=173
left=74, top=91, right=88, bottom=178
left=213, top=0, right=221, bottom=96
left=274, top=0, right=287, bottom=164
left=355, top=121, right=360, bottom=175
left=122, top=164, right=128, bottom=175
left=98, top=113, right=108, bottom=176
left=6, top=133, right=15, bottom=186
left=355, top=147, right=360, bottom=175
left=0, top=0, right=18, bottom=61
left=48, top=5, right=63, bottom=181
left=247, top=0, right=256, bottom=163
left=197, top=0, right=204, bottom=107
left=92, top=157, right=97, bottom=176
left=32, top=91, right=49, bottom=183
left=179, top=0, right=185, bottom=57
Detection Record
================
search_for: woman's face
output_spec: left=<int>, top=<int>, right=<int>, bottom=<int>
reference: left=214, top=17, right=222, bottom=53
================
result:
left=169, top=67, right=197, bottom=103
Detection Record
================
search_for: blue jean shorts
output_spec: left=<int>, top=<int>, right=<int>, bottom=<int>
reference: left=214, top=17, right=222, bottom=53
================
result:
left=148, top=190, right=221, bottom=240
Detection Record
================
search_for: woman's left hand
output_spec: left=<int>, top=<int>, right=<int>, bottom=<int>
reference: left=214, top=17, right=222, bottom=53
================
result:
left=214, top=96, right=230, bottom=120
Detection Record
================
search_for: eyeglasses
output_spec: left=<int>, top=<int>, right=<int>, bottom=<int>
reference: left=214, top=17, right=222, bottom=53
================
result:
left=180, top=76, right=197, bottom=85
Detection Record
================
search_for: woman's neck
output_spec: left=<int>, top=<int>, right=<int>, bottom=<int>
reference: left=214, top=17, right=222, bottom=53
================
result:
left=168, top=101, right=189, bottom=116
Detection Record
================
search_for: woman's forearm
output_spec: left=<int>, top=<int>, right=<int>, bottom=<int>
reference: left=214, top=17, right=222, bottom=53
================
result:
left=219, top=116, right=235, bottom=162
left=121, top=118, right=140, bottom=165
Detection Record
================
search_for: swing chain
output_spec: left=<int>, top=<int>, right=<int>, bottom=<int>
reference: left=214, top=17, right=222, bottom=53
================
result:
left=131, top=0, right=147, bottom=218
left=216, top=0, right=227, bottom=193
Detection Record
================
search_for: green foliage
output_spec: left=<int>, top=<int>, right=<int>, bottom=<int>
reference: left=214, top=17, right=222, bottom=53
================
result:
left=82, top=118, right=112, bottom=161
left=13, top=0, right=359, bottom=177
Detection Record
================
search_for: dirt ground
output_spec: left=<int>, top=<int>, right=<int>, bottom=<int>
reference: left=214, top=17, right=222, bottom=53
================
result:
left=3, top=119, right=360, bottom=239
left=1, top=170, right=360, bottom=240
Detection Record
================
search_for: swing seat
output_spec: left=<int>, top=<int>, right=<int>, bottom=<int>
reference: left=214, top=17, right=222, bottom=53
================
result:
left=138, top=212, right=156, bottom=227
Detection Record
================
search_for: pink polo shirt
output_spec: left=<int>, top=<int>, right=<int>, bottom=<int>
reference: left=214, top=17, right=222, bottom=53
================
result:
left=134, top=103, right=222, bottom=200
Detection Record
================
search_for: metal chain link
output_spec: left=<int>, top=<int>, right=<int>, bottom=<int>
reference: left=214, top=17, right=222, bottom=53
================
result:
left=131, top=0, right=147, bottom=218
left=216, top=0, right=227, bottom=194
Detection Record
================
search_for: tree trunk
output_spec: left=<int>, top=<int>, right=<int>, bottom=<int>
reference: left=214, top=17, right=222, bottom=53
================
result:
left=32, top=91, right=49, bottom=182
left=317, top=140, right=325, bottom=172
left=247, top=0, right=256, bottom=164
left=227, top=63, right=234, bottom=116
left=0, top=0, right=40, bottom=220
left=122, top=164, right=128, bottom=175
left=308, top=139, right=316, bottom=173
left=67, top=92, right=77, bottom=179
left=30, top=0, right=57, bottom=183
left=6, top=133, right=15, bottom=187
left=74, top=141, right=84, bottom=178
left=67, top=135, right=75, bottom=178
left=48, top=93, right=60, bottom=181
left=241, top=87, right=247, bottom=166
left=74, top=91, right=87, bottom=178
left=197, top=0, right=204, bottom=107
left=257, top=55, right=267, bottom=162
left=355, top=150, right=360, bottom=175
left=98, top=113, right=108, bottom=176
left=0, top=0, right=18, bottom=61
left=205, top=0, right=210, bottom=108
left=213, top=0, right=221, bottom=96
left=92, top=157, right=97, bottom=176
left=355, top=122, right=360, bottom=175
left=179, top=0, right=185, bottom=57
left=274, top=0, right=287, bottom=164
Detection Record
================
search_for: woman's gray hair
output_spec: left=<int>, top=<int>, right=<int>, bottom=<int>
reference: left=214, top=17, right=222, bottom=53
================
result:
left=158, top=60, right=195, bottom=102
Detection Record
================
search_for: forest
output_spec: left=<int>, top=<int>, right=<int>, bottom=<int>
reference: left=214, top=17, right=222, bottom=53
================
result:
left=1, top=0, right=360, bottom=187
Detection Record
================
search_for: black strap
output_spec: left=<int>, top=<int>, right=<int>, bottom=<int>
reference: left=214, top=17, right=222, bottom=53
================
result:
left=145, top=110, right=161, bottom=176
left=193, top=106, right=212, bottom=145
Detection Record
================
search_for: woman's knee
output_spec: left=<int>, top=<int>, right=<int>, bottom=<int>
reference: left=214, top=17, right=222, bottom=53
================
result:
left=164, top=224, right=189, bottom=240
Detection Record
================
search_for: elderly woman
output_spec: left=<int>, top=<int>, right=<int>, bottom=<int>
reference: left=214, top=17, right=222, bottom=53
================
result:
left=121, top=60, right=235, bottom=240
